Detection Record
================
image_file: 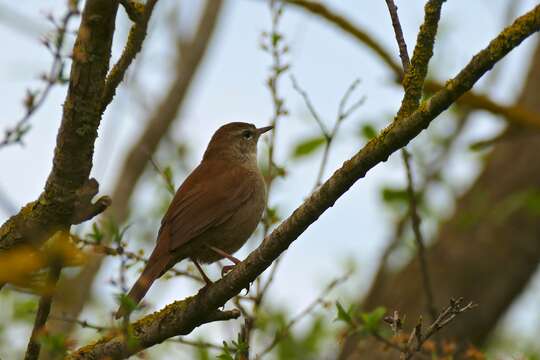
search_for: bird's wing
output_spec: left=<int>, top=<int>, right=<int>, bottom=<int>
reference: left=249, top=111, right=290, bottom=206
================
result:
left=158, top=160, right=258, bottom=253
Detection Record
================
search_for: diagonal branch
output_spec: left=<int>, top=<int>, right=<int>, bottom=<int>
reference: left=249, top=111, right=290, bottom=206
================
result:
left=68, top=6, right=540, bottom=359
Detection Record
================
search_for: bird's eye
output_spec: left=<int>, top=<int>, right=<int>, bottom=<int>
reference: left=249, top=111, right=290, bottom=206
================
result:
left=242, top=130, right=253, bottom=140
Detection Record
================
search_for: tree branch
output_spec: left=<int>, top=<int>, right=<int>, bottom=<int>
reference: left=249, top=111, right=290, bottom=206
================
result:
left=24, top=262, right=62, bottom=360
left=286, top=0, right=540, bottom=130
left=0, top=0, right=118, bottom=254
left=101, top=0, right=159, bottom=111
left=68, top=6, right=540, bottom=358
left=383, top=0, right=441, bottom=321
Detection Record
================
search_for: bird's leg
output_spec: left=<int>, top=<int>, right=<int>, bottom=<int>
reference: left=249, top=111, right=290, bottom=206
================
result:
left=207, top=245, right=241, bottom=264
left=205, top=245, right=243, bottom=277
left=192, top=259, right=213, bottom=286
left=206, top=246, right=251, bottom=294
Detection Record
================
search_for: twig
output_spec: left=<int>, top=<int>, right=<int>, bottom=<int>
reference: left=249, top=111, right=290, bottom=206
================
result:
left=257, top=271, right=351, bottom=358
left=101, top=0, right=159, bottom=111
left=404, top=298, right=476, bottom=359
left=0, top=6, right=79, bottom=149
left=239, top=1, right=291, bottom=357
left=74, top=235, right=201, bottom=282
left=401, top=150, right=437, bottom=320
left=384, top=0, right=410, bottom=72
left=375, top=298, right=476, bottom=359
left=291, top=76, right=364, bottom=189
left=24, top=262, right=63, bottom=360
left=290, top=75, right=329, bottom=137
left=383, top=0, right=442, bottom=321
left=148, top=154, right=176, bottom=195
left=170, top=338, right=225, bottom=351
left=49, top=315, right=108, bottom=332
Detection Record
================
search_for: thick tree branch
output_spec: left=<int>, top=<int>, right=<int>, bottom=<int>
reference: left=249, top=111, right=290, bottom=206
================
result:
left=286, top=0, right=540, bottom=130
left=0, top=0, right=118, bottom=254
left=68, top=7, right=540, bottom=359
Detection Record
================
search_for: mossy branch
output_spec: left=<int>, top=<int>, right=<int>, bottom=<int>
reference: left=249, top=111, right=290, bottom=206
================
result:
left=69, top=5, right=540, bottom=359
left=0, top=0, right=119, bottom=255
left=101, top=0, right=159, bottom=111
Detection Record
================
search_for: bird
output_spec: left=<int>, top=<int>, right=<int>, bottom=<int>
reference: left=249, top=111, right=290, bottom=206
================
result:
left=115, top=122, right=272, bottom=319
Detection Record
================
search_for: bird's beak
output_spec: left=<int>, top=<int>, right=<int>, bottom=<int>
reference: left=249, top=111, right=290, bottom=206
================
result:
left=256, top=126, right=273, bottom=135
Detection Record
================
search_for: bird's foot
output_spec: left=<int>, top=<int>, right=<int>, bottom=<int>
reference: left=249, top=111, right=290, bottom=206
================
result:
left=221, top=264, right=235, bottom=277
left=220, top=265, right=250, bottom=294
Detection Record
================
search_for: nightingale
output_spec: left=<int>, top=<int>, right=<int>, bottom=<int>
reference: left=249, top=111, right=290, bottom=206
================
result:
left=115, top=122, right=272, bottom=319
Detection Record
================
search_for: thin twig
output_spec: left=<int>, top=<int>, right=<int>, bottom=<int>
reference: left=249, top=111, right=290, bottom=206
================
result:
left=49, top=315, right=108, bottom=332
left=257, top=271, right=352, bottom=358
left=0, top=6, right=78, bottom=149
left=291, top=76, right=364, bottom=189
left=404, top=298, right=476, bottom=359
left=240, top=1, right=290, bottom=356
left=101, top=0, right=159, bottom=111
left=384, top=0, right=410, bottom=72
left=383, top=0, right=441, bottom=321
left=290, top=75, right=329, bottom=137
left=24, top=263, right=63, bottom=360
left=375, top=298, right=476, bottom=359
left=74, top=236, right=201, bottom=282
left=170, top=338, right=225, bottom=351
left=402, top=150, right=437, bottom=320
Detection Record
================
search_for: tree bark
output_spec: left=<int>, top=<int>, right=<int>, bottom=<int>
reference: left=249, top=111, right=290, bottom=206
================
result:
left=339, top=37, right=540, bottom=359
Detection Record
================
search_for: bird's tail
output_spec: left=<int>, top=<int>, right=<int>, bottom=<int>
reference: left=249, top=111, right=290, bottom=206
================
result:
left=114, top=256, right=170, bottom=319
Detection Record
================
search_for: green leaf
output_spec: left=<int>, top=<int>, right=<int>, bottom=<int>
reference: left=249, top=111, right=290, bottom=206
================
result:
left=217, top=341, right=234, bottom=360
left=162, top=166, right=176, bottom=194
left=13, top=299, right=38, bottom=320
left=381, top=186, right=409, bottom=205
left=39, top=333, right=67, bottom=358
left=360, top=307, right=386, bottom=334
left=335, top=301, right=353, bottom=325
left=89, top=223, right=104, bottom=244
left=116, top=293, right=137, bottom=315
left=360, top=123, right=377, bottom=140
left=292, top=136, right=326, bottom=158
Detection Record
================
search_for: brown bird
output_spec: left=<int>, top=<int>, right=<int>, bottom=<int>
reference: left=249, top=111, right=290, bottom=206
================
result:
left=115, top=122, right=272, bottom=319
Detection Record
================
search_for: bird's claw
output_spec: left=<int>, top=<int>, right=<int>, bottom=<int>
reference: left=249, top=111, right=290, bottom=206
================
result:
left=221, top=264, right=235, bottom=277
left=221, top=265, right=251, bottom=294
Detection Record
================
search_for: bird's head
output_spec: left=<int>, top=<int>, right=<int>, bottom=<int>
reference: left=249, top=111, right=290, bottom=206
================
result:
left=203, top=122, right=273, bottom=164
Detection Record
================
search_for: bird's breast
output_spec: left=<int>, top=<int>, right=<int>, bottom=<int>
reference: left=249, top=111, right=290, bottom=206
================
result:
left=187, top=171, right=266, bottom=263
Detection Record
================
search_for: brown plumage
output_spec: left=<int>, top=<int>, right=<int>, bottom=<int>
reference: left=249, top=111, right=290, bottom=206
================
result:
left=115, top=122, right=271, bottom=319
